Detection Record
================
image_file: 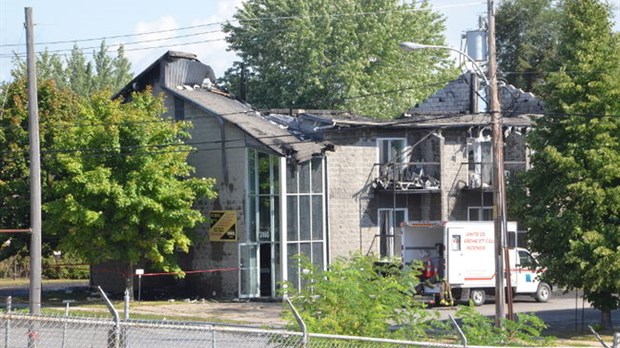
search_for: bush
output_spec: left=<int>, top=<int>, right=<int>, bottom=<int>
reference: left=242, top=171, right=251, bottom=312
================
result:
left=0, top=253, right=30, bottom=278
left=282, top=253, right=445, bottom=341
left=456, top=304, right=554, bottom=346
left=41, top=251, right=89, bottom=279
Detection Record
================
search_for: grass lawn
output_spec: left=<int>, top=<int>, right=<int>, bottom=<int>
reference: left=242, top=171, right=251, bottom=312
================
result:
left=0, top=278, right=88, bottom=288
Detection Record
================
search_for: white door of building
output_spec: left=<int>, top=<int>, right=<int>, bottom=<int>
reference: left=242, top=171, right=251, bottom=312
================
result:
left=239, top=244, right=259, bottom=298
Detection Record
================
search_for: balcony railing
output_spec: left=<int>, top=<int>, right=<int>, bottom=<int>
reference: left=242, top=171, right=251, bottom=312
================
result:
left=373, top=161, right=440, bottom=192
left=466, top=161, right=527, bottom=189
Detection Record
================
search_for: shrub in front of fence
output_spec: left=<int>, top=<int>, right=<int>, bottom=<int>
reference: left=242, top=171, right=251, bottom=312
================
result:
left=280, top=254, right=453, bottom=343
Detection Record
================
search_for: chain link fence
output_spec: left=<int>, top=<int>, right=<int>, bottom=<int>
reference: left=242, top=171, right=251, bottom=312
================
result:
left=1, top=312, right=468, bottom=348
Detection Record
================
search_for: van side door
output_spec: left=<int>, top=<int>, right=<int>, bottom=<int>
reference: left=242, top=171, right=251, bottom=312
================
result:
left=447, top=228, right=465, bottom=285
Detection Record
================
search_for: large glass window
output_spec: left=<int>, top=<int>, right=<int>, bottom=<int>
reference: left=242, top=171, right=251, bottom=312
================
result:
left=286, top=157, right=326, bottom=290
left=241, top=149, right=281, bottom=298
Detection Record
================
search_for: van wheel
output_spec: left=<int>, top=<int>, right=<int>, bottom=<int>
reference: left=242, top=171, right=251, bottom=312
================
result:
left=470, top=289, right=486, bottom=306
left=535, top=283, right=551, bottom=303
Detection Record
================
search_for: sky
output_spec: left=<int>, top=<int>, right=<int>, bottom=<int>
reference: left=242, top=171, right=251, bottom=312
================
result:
left=1, top=0, right=619, bottom=84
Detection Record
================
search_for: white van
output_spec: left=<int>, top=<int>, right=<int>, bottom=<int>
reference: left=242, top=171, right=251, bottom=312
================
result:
left=399, top=221, right=551, bottom=306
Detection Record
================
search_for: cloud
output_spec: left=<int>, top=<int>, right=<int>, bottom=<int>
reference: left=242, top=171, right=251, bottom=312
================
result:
left=124, top=16, right=180, bottom=76
left=182, top=0, right=245, bottom=78
left=124, top=1, right=246, bottom=79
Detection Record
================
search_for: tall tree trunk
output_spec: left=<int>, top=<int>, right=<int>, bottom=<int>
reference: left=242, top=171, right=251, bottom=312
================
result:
left=600, top=309, right=613, bottom=330
left=126, top=262, right=134, bottom=301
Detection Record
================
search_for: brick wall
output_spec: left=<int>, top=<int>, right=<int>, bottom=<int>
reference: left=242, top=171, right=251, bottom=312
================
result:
left=409, top=74, right=477, bottom=114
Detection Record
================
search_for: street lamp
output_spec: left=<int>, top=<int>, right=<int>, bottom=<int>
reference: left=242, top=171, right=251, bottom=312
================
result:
left=399, top=41, right=511, bottom=324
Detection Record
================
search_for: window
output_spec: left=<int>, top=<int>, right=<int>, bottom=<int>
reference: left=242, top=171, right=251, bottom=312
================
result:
left=286, top=157, right=326, bottom=290
left=518, top=250, right=538, bottom=270
left=378, top=209, right=407, bottom=258
left=451, top=235, right=461, bottom=251
left=468, top=137, right=492, bottom=188
left=468, top=206, right=493, bottom=221
left=377, top=138, right=407, bottom=164
left=377, top=138, right=409, bottom=185
left=241, top=149, right=281, bottom=298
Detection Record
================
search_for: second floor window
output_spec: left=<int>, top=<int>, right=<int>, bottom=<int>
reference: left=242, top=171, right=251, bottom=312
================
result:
left=378, top=138, right=407, bottom=164
left=468, top=206, right=493, bottom=221
left=468, top=137, right=492, bottom=188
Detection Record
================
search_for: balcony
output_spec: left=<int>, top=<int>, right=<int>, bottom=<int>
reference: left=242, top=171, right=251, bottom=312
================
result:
left=372, top=161, right=440, bottom=193
left=465, top=161, right=527, bottom=190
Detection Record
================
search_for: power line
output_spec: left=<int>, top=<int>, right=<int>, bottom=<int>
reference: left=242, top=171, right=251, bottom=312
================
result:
left=2, top=78, right=461, bottom=129
left=224, top=1, right=485, bottom=25
left=0, top=109, right=531, bottom=159
left=0, top=35, right=227, bottom=59
left=2, top=109, right=618, bottom=159
left=0, top=26, right=289, bottom=59
left=0, top=0, right=483, bottom=50
left=0, top=25, right=288, bottom=58
left=0, top=23, right=227, bottom=48
left=3, top=93, right=618, bottom=134
left=501, top=70, right=617, bottom=76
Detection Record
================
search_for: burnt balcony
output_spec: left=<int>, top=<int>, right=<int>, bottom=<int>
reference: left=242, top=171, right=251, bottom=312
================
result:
left=465, top=161, right=527, bottom=190
left=372, top=161, right=440, bottom=193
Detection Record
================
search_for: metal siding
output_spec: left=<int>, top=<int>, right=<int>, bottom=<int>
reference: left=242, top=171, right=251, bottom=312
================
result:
left=164, top=60, right=213, bottom=88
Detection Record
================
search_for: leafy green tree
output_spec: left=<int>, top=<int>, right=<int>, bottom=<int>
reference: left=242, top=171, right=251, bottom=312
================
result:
left=111, top=45, right=133, bottom=93
left=9, top=42, right=133, bottom=96
left=283, top=253, right=441, bottom=340
left=66, top=44, right=95, bottom=96
left=0, top=78, right=80, bottom=261
left=10, top=50, right=66, bottom=86
left=222, top=0, right=457, bottom=118
left=93, top=41, right=114, bottom=93
left=495, top=0, right=560, bottom=92
left=44, top=90, right=217, bottom=283
left=511, top=0, right=620, bottom=329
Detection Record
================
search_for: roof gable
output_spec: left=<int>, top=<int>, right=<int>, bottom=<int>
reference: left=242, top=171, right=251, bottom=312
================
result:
left=114, top=51, right=331, bottom=163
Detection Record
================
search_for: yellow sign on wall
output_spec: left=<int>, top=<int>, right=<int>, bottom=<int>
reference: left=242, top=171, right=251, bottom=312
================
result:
left=208, top=210, right=237, bottom=242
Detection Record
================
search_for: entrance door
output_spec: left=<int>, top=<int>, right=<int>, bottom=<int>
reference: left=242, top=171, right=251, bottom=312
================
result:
left=239, top=244, right=259, bottom=297
left=240, top=243, right=278, bottom=298
left=259, top=243, right=272, bottom=296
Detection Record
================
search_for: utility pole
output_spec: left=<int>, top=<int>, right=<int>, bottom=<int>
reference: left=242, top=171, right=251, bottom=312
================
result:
left=25, top=6, right=42, bottom=315
left=487, top=0, right=509, bottom=326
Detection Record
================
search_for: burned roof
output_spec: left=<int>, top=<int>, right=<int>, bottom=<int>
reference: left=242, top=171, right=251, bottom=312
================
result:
left=113, top=50, right=331, bottom=163
left=168, top=86, right=331, bottom=163
left=265, top=109, right=536, bottom=131
left=113, top=51, right=211, bottom=100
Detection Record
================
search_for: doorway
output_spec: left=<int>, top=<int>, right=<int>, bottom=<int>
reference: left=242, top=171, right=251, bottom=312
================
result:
left=259, top=243, right=272, bottom=296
